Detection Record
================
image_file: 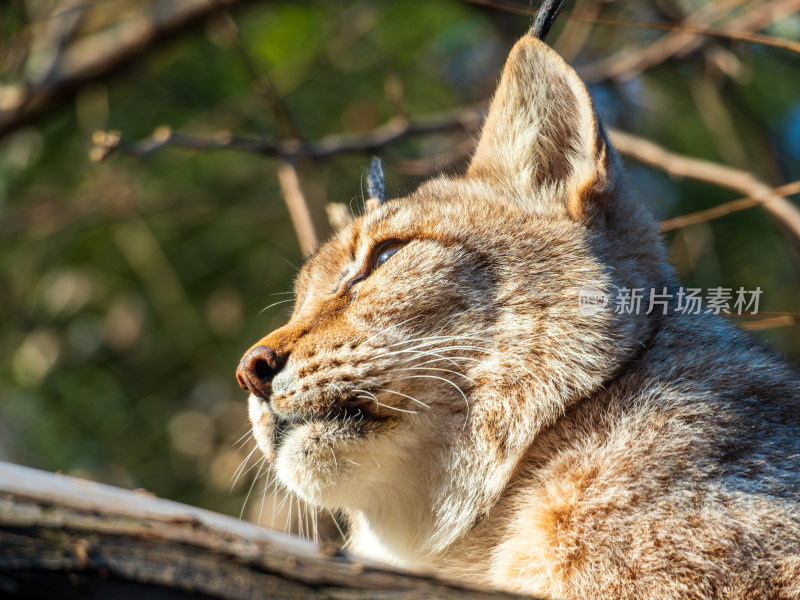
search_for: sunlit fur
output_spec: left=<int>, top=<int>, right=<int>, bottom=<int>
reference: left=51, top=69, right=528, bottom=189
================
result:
left=242, top=36, right=800, bottom=599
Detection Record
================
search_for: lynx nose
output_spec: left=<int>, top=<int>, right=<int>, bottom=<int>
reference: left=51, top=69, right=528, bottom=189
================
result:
left=236, top=345, right=280, bottom=400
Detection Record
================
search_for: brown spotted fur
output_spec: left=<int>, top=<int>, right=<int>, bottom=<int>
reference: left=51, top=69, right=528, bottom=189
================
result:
left=240, top=36, right=800, bottom=599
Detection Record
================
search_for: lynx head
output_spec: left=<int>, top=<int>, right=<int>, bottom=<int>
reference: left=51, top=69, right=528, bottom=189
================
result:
left=237, top=36, right=668, bottom=562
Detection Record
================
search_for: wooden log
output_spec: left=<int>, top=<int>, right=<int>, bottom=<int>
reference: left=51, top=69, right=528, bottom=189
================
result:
left=0, top=462, right=531, bottom=599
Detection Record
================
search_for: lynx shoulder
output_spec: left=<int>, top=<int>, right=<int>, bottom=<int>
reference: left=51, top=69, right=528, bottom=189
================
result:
left=236, top=33, right=800, bottom=600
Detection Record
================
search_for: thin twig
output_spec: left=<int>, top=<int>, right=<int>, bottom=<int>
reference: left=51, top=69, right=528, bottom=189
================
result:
left=277, top=160, right=318, bottom=256
left=741, top=315, right=800, bottom=331
left=658, top=181, right=800, bottom=231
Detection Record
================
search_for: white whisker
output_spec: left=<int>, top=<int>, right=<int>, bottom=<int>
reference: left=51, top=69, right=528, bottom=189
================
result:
left=386, top=334, right=491, bottom=349
left=232, top=429, right=253, bottom=448
left=391, top=373, right=470, bottom=426
left=257, top=469, right=270, bottom=526
left=274, top=487, right=291, bottom=530
left=327, top=508, right=347, bottom=544
left=374, top=387, right=430, bottom=408
left=239, top=456, right=267, bottom=519
left=230, top=443, right=260, bottom=491
left=258, top=298, right=294, bottom=315
left=352, top=315, right=424, bottom=348
left=355, top=394, right=419, bottom=414
left=395, top=365, right=476, bottom=384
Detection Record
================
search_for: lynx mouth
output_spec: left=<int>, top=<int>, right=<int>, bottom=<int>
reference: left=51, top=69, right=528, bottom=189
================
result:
left=272, top=403, right=383, bottom=445
left=260, top=395, right=397, bottom=453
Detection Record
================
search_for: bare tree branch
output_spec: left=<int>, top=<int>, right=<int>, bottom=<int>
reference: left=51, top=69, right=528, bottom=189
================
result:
left=741, top=314, right=800, bottom=330
left=92, top=102, right=800, bottom=244
left=90, top=105, right=486, bottom=161
left=608, top=129, right=800, bottom=239
left=0, top=0, right=255, bottom=140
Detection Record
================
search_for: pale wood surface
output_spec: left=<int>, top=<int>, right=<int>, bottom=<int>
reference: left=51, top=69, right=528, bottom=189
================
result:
left=0, top=461, right=531, bottom=599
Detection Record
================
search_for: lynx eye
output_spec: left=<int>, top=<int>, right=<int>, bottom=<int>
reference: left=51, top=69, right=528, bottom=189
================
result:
left=344, top=240, right=405, bottom=295
left=372, top=241, right=404, bottom=271
left=375, top=247, right=398, bottom=268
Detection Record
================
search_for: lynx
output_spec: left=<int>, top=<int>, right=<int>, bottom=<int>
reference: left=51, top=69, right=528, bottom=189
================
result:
left=236, top=32, right=800, bottom=600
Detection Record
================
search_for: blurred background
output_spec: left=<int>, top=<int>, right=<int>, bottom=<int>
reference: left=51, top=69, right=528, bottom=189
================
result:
left=1, top=0, right=799, bottom=537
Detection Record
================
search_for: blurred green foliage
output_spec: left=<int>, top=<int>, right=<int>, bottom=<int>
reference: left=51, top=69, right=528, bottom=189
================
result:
left=1, top=0, right=799, bottom=523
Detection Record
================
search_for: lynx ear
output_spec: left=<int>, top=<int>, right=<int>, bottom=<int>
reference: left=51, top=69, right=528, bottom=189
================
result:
left=467, top=36, right=611, bottom=221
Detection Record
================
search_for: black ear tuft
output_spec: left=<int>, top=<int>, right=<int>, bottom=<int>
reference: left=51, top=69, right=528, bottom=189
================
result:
left=530, top=0, right=565, bottom=41
left=367, top=156, right=386, bottom=205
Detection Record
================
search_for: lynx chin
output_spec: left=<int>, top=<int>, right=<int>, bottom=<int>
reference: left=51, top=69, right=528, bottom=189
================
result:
left=236, top=34, right=800, bottom=600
